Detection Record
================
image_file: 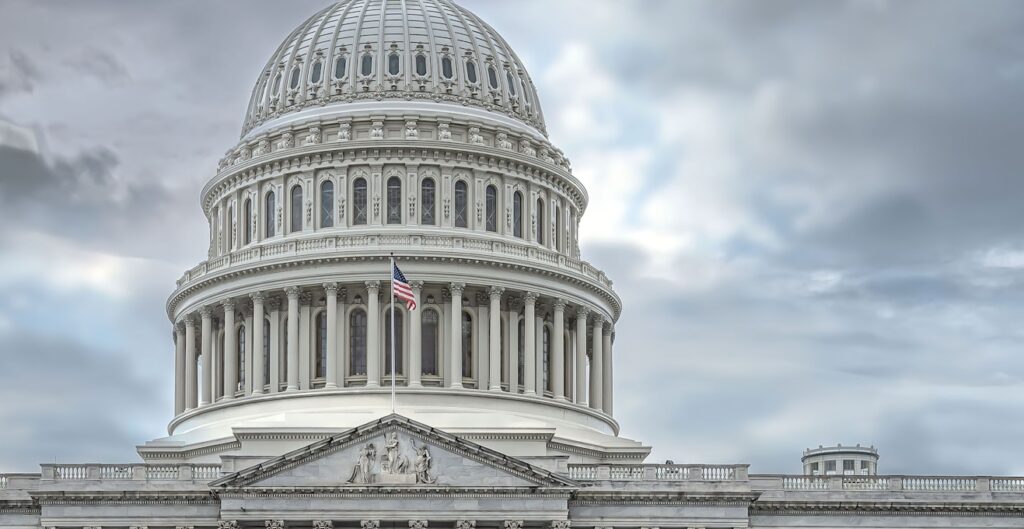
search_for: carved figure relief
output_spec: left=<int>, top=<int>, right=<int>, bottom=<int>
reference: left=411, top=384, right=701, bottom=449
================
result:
left=382, top=432, right=410, bottom=474
left=347, top=443, right=377, bottom=484
left=520, top=139, right=536, bottom=157
left=468, top=127, right=484, bottom=146
left=371, top=122, right=385, bottom=140
left=344, top=434, right=437, bottom=485
left=497, top=133, right=514, bottom=151
left=305, top=127, right=322, bottom=146
left=255, top=139, right=270, bottom=157
left=338, top=123, right=352, bottom=142
left=405, top=121, right=419, bottom=140
left=278, top=132, right=294, bottom=150
left=437, top=123, right=452, bottom=141
left=414, top=442, right=437, bottom=484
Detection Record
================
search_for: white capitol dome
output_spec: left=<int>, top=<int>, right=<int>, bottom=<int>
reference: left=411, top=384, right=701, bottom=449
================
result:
left=150, top=0, right=643, bottom=466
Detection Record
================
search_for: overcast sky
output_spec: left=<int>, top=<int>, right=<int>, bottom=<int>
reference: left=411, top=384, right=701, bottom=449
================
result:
left=2, top=0, right=1024, bottom=475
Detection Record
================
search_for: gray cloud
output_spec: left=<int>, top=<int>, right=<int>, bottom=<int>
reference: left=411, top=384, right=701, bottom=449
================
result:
left=0, top=49, right=41, bottom=99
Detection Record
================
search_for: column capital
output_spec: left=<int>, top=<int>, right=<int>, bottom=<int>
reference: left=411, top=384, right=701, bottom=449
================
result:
left=284, top=286, right=301, bottom=299
left=507, top=296, right=523, bottom=311
left=217, top=522, right=239, bottom=529
left=489, top=286, right=505, bottom=300
left=338, top=287, right=348, bottom=303
left=455, top=522, right=476, bottom=529
left=591, top=313, right=605, bottom=325
left=365, top=280, right=381, bottom=293
left=410, top=280, right=424, bottom=292
left=549, top=522, right=570, bottom=529
left=603, top=322, right=614, bottom=335
left=265, top=521, right=285, bottom=529
left=299, top=291, right=314, bottom=306
left=183, top=314, right=196, bottom=327
left=323, top=282, right=339, bottom=295
left=504, top=523, right=523, bottom=529
left=222, top=299, right=236, bottom=312
left=313, top=522, right=334, bottom=529
left=361, top=521, right=380, bottom=529
left=575, top=306, right=590, bottom=319
left=450, top=282, right=466, bottom=296
left=199, top=306, right=214, bottom=318
left=523, top=291, right=539, bottom=304
left=266, top=296, right=282, bottom=311
left=552, top=299, right=567, bottom=311
left=475, top=291, right=489, bottom=306
left=441, top=288, right=452, bottom=302
left=249, top=291, right=266, bottom=304
left=409, top=522, right=428, bottom=529
left=174, top=321, right=186, bottom=333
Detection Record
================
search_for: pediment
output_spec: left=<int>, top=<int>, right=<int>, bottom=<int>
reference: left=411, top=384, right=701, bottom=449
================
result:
left=211, top=414, right=576, bottom=490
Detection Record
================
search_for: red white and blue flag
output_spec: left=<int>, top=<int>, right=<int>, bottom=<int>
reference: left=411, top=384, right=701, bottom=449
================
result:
left=392, top=261, right=417, bottom=311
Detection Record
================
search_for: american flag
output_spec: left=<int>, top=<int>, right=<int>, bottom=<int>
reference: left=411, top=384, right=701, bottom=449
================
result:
left=392, top=261, right=417, bottom=311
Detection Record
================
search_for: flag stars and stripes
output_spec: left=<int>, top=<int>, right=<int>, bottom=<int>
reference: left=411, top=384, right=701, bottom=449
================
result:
left=392, top=262, right=417, bottom=310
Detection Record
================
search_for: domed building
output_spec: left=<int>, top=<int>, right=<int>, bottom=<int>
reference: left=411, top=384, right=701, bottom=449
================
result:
left=2, top=1, right=1024, bottom=528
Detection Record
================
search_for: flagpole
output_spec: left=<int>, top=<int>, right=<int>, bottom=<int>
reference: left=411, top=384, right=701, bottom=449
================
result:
left=389, top=253, right=396, bottom=414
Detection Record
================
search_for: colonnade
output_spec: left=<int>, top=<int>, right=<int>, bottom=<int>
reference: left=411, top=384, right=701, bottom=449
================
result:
left=174, top=281, right=615, bottom=417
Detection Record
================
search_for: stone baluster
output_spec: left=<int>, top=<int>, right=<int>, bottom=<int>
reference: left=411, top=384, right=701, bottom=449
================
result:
left=590, top=315, right=603, bottom=410
left=285, top=287, right=301, bottom=391
left=552, top=300, right=566, bottom=400
left=489, top=287, right=504, bottom=391
left=251, top=292, right=266, bottom=395
left=574, top=307, right=589, bottom=403
left=449, top=282, right=466, bottom=388
left=523, top=292, right=537, bottom=395
left=409, top=282, right=424, bottom=387
left=366, top=281, right=381, bottom=388
left=200, top=306, right=213, bottom=406
left=223, top=300, right=237, bottom=399
left=324, top=283, right=339, bottom=389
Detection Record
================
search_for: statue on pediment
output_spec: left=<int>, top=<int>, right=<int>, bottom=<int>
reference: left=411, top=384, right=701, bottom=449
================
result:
left=347, top=442, right=377, bottom=484
left=382, top=431, right=410, bottom=474
left=414, top=443, right=437, bottom=484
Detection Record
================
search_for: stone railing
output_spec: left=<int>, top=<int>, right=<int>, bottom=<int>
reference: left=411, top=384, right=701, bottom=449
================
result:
left=174, top=232, right=613, bottom=293
left=567, top=464, right=749, bottom=482
left=755, top=475, right=1024, bottom=493
left=42, top=464, right=222, bottom=483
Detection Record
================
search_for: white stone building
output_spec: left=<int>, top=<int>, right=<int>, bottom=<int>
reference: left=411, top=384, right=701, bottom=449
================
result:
left=2, top=1, right=1023, bottom=528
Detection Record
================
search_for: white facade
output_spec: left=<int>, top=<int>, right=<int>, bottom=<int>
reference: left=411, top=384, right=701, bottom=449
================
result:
left=2, top=1, right=1024, bottom=528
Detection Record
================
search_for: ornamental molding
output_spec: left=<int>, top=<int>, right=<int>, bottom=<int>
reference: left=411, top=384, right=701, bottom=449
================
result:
left=749, top=500, right=1024, bottom=516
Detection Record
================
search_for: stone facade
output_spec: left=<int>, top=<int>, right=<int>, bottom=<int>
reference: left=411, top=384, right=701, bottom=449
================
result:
left=3, top=1, right=1023, bottom=528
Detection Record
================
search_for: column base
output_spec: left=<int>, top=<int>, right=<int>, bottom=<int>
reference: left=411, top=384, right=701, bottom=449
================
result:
left=366, top=382, right=380, bottom=388
left=489, top=385, right=504, bottom=392
left=286, top=385, right=299, bottom=392
left=324, top=383, right=339, bottom=389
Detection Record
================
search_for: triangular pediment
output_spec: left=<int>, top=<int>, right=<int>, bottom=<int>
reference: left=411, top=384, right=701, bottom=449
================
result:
left=211, top=414, right=577, bottom=490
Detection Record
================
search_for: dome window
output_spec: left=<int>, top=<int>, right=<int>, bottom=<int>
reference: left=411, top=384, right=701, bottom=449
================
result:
left=310, top=61, right=323, bottom=84
left=415, top=54, right=428, bottom=76
left=361, top=53, right=374, bottom=76
left=334, top=56, right=348, bottom=79
left=487, top=66, right=499, bottom=90
left=466, top=60, right=478, bottom=84
left=289, top=66, right=301, bottom=90
left=388, top=53, right=400, bottom=76
left=272, top=73, right=282, bottom=95
left=441, top=57, right=454, bottom=80
left=507, top=71, right=517, bottom=97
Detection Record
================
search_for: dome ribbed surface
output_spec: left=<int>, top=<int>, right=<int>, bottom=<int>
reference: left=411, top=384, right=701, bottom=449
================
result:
left=242, top=0, right=545, bottom=137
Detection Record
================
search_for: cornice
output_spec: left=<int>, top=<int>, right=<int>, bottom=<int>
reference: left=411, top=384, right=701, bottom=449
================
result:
left=31, top=491, right=215, bottom=505
left=217, top=488, right=573, bottom=498
left=571, top=491, right=759, bottom=506
left=750, top=500, right=1024, bottom=516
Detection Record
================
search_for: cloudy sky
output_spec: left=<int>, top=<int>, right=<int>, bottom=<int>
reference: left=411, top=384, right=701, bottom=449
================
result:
left=2, top=0, right=1024, bottom=475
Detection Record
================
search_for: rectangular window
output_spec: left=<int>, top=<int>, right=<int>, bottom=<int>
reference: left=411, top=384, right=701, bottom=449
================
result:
left=824, top=460, right=836, bottom=474
left=843, top=460, right=855, bottom=473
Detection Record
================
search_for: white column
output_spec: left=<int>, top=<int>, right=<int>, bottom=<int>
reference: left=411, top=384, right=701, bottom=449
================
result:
left=200, top=306, right=213, bottom=406
left=337, top=288, right=348, bottom=386
left=603, top=325, right=613, bottom=415
left=366, top=281, right=381, bottom=388
left=243, top=310, right=253, bottom=395
left=324, top=283, right=339, bottom=389
left=575, top=308, right=589, bottom=403
left=268, top=297, right=281, bottom=393
left=298, top=293, right=311, bottom=390
left=590, top=316, right=603, bottom=410
left=184, top=316, right=197, bottom=410
left=552, top=300, right=566, bottom=400
left=449, top=283, right=465, bottom=388
left=408, top=282, right=424, bottom=388
left=523, top=293, right=537, bottom=395
left=251, top=293, right=265, bottom=395
left=508, top=303, right=519, bottom=394
left=223, top=300, right=237, bottom=400
left=477, top=292, right=489, bottom=389
left=535, top=311, right=545, bottom=395
left=174, top=322, right=186, bottom=415
left=285, top=287, right=300, bottom=391
left=488, top=287, right=503, bottom=391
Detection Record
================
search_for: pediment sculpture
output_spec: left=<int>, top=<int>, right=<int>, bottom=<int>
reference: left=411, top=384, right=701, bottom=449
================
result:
left=347, top=432, right=436, bottom=485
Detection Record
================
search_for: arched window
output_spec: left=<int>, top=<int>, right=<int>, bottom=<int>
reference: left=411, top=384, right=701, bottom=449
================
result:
left=466, top=60, right=478, bottom=84
left=517, top=318, right=525, bottom=385
left=507, top=71, right=518, bottom=97
left=441, top=56, right=454, bottom=80
left=485, top=185, right=498, bottom=232
left=415, top=54, right=427, bottom=76
left=310, top=61, right=323, bottom=84
left=263, top=318, right=271, bottom=386
left=315, top=312, right=327, bottom=379
left=290, top=185, right=303, bottom=233
left=272, top=73, right=282, bottom=95
left=513, top=191, right=523, bottom=238
left=289, top=66, right=301, bottom=90
left=353, top=177, right=368, bottom=225
left=237, top=325, right=246, bottom=392
left=265, top=191, right=276, bottom=237
left=522, top=79, right=531, bottom=106
left=227, top=204, right=234, bottom=250
left=461, top=312, right=473, bottom=379
left=536, top=198, right=545, bottom=244
left=422, top=309, right=439, bottom=376
left=361, top=53, right=374, bottom=76
left=454, top=180, right=468, bottom=228
left=487, top=66, right=499, bottom=90
left=334, top=56, right=348, bottom=79
left=384, top=308, right=403, bottom=376
left=388, top=53, right=400, bottom=76
left=320, top=180, right=334, bottom=228
left=350, top=309, right=367, bottom=375
left=421, top=178, right=436, bottom=225
left=387, top=177, right=402, bottom=224
left=243, top=198, right=252, bottom=245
